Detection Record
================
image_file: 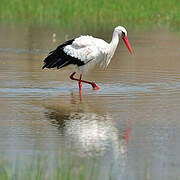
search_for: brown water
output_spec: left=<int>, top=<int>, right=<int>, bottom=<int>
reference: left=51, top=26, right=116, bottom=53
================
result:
left=0, top=24, right=180, bottom=179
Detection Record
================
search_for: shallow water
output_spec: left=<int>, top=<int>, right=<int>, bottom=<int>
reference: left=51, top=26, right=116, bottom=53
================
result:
left=0, top=24, right=180, bottom=179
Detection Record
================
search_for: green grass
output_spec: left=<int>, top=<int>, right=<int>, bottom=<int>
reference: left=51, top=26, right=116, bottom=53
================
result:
left=0, top=0, right=180, bottom=31
left=0, top=153, right=102, bottom=180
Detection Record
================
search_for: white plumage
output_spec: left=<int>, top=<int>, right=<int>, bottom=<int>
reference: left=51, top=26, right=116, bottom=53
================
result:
left=63, top=35, right=109, bottom=70
left=43, top=26, right=133, bottom=90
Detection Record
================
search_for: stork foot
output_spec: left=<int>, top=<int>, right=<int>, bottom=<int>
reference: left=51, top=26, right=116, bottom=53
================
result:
left=91, top=83, right=100, bottom=90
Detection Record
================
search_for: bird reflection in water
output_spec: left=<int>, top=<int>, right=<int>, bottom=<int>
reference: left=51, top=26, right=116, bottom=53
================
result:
left=43, top=92, right=132, bottom=178
left=44, top=92, right=131, bottom=157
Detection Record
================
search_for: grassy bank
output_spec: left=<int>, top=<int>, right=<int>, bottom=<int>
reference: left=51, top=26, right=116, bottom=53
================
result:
left=0, top=0, right=179, bottom=31
left=0, top=153, right=103, bottom=180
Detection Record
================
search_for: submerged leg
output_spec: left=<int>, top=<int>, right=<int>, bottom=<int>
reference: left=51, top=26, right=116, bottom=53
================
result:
left=70, top=72, right=99, bottom=90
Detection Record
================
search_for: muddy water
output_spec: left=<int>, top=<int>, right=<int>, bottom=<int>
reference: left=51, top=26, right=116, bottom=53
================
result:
left=0, top=24, right=180, bottom=179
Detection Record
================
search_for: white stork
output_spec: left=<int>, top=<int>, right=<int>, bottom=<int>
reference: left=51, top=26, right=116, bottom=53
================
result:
left=42, top=26, right=133, bottom=91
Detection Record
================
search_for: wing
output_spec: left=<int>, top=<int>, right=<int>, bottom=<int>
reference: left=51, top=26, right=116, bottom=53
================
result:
left=63, top=36, right=108, bottom=64
left=42, top=39, right=85, bottom=69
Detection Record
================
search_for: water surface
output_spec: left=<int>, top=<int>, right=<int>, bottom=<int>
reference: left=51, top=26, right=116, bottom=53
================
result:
left=0, top=24, right=180, bottom=179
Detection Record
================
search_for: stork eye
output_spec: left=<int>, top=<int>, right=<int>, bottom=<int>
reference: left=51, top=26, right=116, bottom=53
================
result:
left=122, top=31, right=125, bottom=37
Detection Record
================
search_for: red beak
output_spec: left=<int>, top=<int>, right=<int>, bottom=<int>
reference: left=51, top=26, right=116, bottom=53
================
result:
left=123, top=36, right=133, bottom=55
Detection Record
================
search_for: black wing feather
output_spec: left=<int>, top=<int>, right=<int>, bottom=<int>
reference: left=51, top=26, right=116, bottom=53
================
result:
left=42, top=39, right=85, bottom=69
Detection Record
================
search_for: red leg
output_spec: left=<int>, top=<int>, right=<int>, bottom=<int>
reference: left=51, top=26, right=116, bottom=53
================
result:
left=79, top=75, right=82, bottom=102
left=70, top=72, right=77, bottom=80
left=70, top=72, right=100, bottom=90
left=79, top=74, right=82, bottom=91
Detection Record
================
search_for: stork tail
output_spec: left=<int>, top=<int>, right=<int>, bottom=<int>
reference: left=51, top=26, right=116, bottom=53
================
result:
left=42, top=39, right=85, bottom=69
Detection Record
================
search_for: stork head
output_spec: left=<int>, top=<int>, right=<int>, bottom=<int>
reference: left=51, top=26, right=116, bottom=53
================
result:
left=115, top=26, right=133, bottom=55
left=115, top=26, right=127, bottom=37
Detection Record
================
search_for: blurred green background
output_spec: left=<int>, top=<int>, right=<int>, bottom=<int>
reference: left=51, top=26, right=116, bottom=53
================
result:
left=0, top=0, right=180, bottom=31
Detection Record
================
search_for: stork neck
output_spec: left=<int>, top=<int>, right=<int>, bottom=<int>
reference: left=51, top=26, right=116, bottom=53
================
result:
left=109, top=31, right=119, bottom=55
